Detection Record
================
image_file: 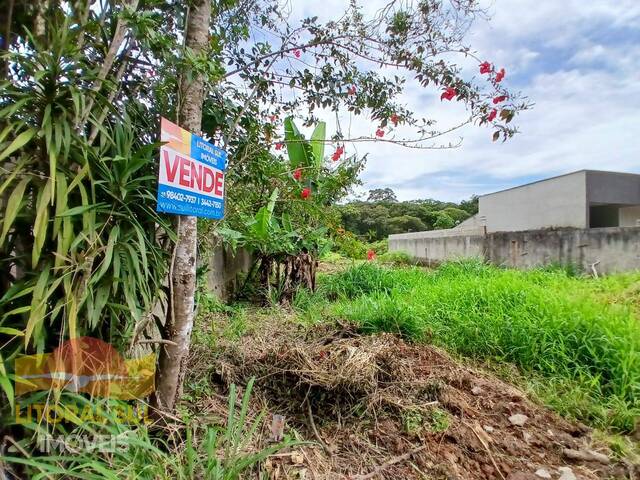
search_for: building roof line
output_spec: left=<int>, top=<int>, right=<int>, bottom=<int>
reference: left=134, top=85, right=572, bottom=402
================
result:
left=479, top=169, right=640, bottom=198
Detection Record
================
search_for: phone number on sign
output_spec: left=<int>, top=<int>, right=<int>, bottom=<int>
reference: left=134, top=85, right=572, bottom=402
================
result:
left=162, top=190, right=197, bottom=204
left=200, top=198, right=222, bottom=208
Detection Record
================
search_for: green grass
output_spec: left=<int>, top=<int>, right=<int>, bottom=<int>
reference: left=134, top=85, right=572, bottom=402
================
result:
left=3, top=382, right=295, bottom=479
left=308, top=260, right=640, bottom=432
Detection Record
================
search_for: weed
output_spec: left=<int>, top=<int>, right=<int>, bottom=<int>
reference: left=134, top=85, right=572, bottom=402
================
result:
left=322, top=259, right=640, bottom=431
left=402, top=409, right=424, bottom=435
left=321, top=263, right=411, bottom=299
left=2, top=381, right=295, bottom=479
left=223, top=308, right=248, bottom=339
left=320, top=251, right=345, bottom=263
left=378, top=250, right=416, bottom=266
left=425, top=407, right=450, bottom=433
left=334, top=292, right=424, bottom=340
left=401, top=407, right=450, bottom=435
left=178, top=378, right=301, bottom=479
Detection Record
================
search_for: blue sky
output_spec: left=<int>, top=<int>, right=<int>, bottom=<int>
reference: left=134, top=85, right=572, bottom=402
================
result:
left=287, top=0, right=640, bottom=201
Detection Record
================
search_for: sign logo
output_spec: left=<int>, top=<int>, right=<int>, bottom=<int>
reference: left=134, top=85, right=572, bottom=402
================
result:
left=157, top=117, right=227, bottom=219
left=15, top=337, right=155, bottom=400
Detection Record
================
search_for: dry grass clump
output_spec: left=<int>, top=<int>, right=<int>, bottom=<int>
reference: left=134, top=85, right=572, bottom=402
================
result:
left=273, top=336, right=393, bottom=392
left=185, top=316, right=632, bottom=480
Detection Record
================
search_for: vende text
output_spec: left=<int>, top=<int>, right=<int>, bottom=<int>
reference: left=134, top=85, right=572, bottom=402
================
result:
left=162, top=150, right=224, bottom=197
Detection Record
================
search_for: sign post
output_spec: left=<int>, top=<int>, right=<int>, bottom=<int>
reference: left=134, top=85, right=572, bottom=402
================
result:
left=156, top=118, right=227, bottom=219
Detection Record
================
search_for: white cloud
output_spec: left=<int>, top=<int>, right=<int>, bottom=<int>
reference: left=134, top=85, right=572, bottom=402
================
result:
left=289, top=0, right=640, bottom=201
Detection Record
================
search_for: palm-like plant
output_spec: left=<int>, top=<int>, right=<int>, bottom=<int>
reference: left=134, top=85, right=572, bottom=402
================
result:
left=0, top=12, right=171, bottom=413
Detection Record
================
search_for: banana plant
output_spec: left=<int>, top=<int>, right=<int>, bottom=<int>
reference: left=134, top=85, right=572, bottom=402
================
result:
left=218, top=118, right=345, bottom=301
left=284, top=117, right=326, bottom=173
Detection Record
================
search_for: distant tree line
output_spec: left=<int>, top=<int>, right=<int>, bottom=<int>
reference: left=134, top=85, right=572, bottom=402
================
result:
left=338, top=189, right=479, bottom=241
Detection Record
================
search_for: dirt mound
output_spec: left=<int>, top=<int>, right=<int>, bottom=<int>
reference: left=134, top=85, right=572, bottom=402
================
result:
left=188, top=320, right=633, bottom=480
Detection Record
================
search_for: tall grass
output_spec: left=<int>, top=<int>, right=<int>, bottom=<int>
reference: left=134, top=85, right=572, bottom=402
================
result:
left=2, top=381, right=295, bottom=479
left=320, top=260, right=640, bottom=431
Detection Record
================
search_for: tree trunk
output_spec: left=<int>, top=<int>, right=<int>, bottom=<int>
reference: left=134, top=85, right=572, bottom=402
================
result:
left=33, top=0, right=49, bottom=39
left=281, top=252, right=317, bottom=303
left=0, top=0, right=14, bottom=79
left=154, top=0, right=211, bottom=411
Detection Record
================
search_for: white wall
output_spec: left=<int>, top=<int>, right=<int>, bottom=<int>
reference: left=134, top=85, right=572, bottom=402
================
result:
left=620, top=206, right=640, bottom=227
left=389, top=227, right=640, bottom=275
left=479, top=171, right=588, bottom=232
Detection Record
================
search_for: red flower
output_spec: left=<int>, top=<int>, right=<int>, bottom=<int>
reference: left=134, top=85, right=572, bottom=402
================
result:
left=390, top=113, right=400, bottom=126
left=294, top=49, right=301, bottom=58
left=275, top=142, right=284, bottom=150
left=492, top=95, right=507, bottom=104
left=440, top=87, right=457, bottom=101
left=348, top=85, right=357, bottom=95
left=495, top=68, right=506, bottom=83
left=301, top=187, right=311, bottom=199
left=375, top=128, right=385, bottom=138
left=367, top=249, right=376, bottom=261
left=269, top=114, right=278, bottom=122
left=479, top=61, right=492, bottom=74
left=331, top=145, right=344, bottom=161
left=487, top=109, right=497, bottom=122
left=293, top=168, right=302, bottom=180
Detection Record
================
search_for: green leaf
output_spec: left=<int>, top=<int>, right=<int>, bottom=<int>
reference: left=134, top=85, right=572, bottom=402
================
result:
left=134, top=225, right=148, bottom=274
left=0, top=128, right=35, bottom=162
left=1, top=306, right=31, bottom=321
left=0, top=157, right=27, bottom=198
left=0, top=327, right=25, bottom=336
left=67, top=162, right=89, bottom=192
left=53, top=171, right=68, bottom=238
left=89, top=285, right=110, bottom=329
left=0, top=284, right=34, bottom=304
left=56, top=203, right=106, bottom=217
left=0, top=177, right=30, bottom=246
left=252, top=188, right=279, bottom=241
left=32, top=177, right=52, bottom=268
left=49, top=149, right=57, bottom=204
left=217, top=227, right=243, bottom=240
left=281, top=212, right=293, bottom=232
left=25, top=265, right=50, bottom=346
left=310, top=121, right=326, bottom=169
left=266, top=187, right=278, bottom=215
left=0, top=373, right=14, bottom=412
left=284, top=117, right=312, bottom=168
left=93, top=226, right=119, bottom=285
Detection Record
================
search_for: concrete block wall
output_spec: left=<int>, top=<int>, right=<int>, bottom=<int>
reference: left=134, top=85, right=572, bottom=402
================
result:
left=205, top=245, right=253, bottom=300
left=389, top=227, right=640, bottom=275
left=389, top=229, right=486, bottom=266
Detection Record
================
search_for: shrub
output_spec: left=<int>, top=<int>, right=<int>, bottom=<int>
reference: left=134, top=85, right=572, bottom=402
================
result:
left=378, top=250, right=415, bottom=265
left=369, top=239, right=389, bottom=255
left=333, top=231, right=368, bottom=259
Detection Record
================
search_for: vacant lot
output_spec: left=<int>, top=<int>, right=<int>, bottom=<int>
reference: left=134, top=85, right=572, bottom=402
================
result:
left=295, top=260, right=640, bottom=432
left=181, top=260, right=639, bottom=479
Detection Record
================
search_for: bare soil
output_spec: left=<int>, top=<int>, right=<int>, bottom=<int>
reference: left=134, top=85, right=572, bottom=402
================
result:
left=186, top=315, right=636, bottom=479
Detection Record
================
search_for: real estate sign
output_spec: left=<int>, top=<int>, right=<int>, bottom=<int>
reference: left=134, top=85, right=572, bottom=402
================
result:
left=157, top=117, right=227, bottom=219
